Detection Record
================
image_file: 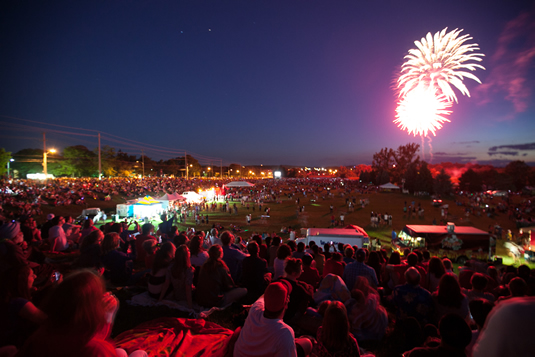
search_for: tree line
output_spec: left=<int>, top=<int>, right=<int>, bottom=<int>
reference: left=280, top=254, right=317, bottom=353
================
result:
left=1, top=144, right=534, bottom=193
left=2, top=146, right=212, bottom=178
left=367, top=143, right=535, bottom=194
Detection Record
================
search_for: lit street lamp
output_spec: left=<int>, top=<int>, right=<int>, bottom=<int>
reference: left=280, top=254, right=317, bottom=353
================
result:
left=7, top=158, right=14, bottom=178
left=43, top=149, right=56, bottom=180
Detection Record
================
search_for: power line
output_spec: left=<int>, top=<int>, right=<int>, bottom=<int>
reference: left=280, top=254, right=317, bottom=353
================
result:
left=0, top=120, right=97, bottom=137
left=1, top=115, right=223, bottom=162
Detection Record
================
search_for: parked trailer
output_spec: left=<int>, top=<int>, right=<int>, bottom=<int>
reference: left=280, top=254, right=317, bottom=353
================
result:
left=296, top=226, right=369, bottom=251
left=397, top=223, right=494, bottom=263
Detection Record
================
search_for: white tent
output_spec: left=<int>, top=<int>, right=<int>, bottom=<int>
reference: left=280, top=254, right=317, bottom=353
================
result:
left=158, top=192, right=186, bottom=201
left=379, top=182, right=400, bottom=190
left=225, top=181, right=255, bottom=187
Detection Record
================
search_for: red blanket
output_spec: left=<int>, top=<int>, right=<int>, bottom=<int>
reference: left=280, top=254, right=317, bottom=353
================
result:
left=114, top=318, right=233, bottom=357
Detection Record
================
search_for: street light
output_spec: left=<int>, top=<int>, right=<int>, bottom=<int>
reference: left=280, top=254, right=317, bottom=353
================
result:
left=43, top=149, right=56, bottom=180
left=7, top=158, right=14, bottom=178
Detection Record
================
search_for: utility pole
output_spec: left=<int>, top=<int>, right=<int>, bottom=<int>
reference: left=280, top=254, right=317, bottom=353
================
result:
left=141, top=149, right=145, bottom=178
left=185, top=151, right=188, bottom=179
left=220, top=159, right=223, bottom=178
left=98, top=133, right=102, bottom=179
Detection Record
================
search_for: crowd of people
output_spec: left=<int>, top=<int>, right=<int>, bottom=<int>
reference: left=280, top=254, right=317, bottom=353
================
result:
left=2, top=209, right=535, bottom=356
left=1, top=176, right=535, bottom=356
left=0, top=176, right=384, bottom=223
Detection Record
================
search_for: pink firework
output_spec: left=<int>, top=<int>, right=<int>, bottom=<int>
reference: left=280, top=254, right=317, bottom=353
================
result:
left=394, top=84, right=452, bottom=137
left=395, top=27, right=484, bottom=138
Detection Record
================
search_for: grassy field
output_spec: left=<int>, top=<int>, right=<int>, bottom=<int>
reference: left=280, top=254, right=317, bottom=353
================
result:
left=39, top=188, right=532, bottom=268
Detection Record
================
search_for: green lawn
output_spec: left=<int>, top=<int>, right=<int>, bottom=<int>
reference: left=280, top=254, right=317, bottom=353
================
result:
left=40, top=189, right=532, bottom=267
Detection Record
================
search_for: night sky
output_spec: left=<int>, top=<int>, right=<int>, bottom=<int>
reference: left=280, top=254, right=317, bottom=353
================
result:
left=1, top=0, right=534, bottom=167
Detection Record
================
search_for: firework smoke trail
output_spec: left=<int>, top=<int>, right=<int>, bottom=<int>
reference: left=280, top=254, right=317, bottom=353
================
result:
left=421, top=136, right=425, bottom=161
left=394, top=27, right=485, bottom=144
left=428, top=136, right=433, bottom=163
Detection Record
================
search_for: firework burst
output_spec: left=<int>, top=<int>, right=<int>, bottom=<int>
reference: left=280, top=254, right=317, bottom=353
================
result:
left=398, top=27, right=485, bottom=103
left=394, top=28, right=485, bottom=148
left=394, top=84, right=453, bottom=137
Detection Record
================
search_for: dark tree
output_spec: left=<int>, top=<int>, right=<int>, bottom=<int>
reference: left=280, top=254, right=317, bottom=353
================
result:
left=53, top=145, right=97, bottom=177
left=479, top=168, right=499, bottom=190
left=359, top=170, right=373, bottom=184
left=459, top=168, right=482, bottom=192
left=494, top=172, right=515, bottom=191
left=115, top=150, right=137, bottom=176
left=403, top=163, right=419, bottom=194
left=376, top=170, right=390, bottom=185
left=434, top=169, right=453, bottom=196
left=504, top=160, right=530, bottom=191
left=98, top=145, right=117, bottom=177
left=417, top=161, right=434, bottom=194
left=12, top=149, right=46, bottom=178
left=372, top=147, right=395, bottom=181
left=392, top=143, right=420, bottom=184
left=372, top=143, right=420, bottom=184
left=0, top=148, right=12, bottom=176
left=404, top=161, right=433, bottom=194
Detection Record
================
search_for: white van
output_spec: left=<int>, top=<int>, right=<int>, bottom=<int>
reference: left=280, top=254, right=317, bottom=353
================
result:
left=296, top=226, right=369, bottom=250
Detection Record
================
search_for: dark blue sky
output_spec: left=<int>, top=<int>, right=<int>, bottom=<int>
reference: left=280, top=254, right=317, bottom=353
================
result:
left=1, top=0, right=534, bottom=166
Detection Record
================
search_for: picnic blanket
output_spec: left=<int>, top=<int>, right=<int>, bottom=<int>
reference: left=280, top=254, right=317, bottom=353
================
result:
left=114, top=317, right=233, bottom=357
left=128, top=291, right=230, bottom=319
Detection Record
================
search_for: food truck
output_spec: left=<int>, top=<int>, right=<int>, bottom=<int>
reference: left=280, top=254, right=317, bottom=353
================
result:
left=297, top=226, right=369, bottom=251
left=397, top=223, right=493, bottom=263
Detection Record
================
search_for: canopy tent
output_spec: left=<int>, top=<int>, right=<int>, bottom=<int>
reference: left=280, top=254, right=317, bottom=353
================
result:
left=158, top=192, right=186, bottom=201
left=133, top=198, right=163, bottom=218
left=157, top=192, right=186, bottom=209
left=117, top=196, right=163, bottom=218
left=379, top=183, right=400, bottom=190
left=157, top=193, right=173, bottom=201
left=136, top=195, right=161, bottom=205
left=224, top=181, right=255, bottom=188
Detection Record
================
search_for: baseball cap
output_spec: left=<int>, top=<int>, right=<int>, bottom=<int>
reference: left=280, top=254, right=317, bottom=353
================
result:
left=264, top=280, right=292, bottom=312
left=47, top=213, right=55, bottom=220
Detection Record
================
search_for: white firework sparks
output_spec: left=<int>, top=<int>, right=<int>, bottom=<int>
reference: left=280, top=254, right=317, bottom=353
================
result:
left=398, top=27, right=485, bottom=103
